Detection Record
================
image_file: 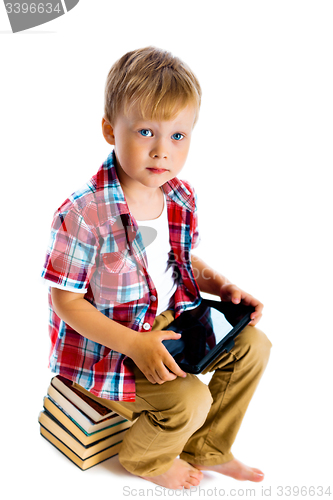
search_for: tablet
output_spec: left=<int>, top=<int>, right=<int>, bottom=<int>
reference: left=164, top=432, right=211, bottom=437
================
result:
left=162, top=298, right=255, bottom=374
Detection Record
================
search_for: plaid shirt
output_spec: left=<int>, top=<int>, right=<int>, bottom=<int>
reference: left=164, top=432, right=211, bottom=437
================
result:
left=41, top=150, right=201, bottom=401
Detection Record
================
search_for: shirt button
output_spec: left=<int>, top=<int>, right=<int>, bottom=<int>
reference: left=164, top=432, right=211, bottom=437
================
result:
left=143, top=322, right=151, bottom=331
left=150, top=295, right=157, bottom=302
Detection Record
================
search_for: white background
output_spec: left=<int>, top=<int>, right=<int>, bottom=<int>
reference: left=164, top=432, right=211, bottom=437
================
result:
left=1, top=1, right=332, bottom=498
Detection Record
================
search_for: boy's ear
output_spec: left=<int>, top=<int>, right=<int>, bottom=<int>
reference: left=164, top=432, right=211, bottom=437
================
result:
left=102, top=117, right=115, bottom=145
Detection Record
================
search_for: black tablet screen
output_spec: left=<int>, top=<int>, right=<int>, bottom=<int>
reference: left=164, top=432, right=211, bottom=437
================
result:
left=163, top=299, right=254, bottom=371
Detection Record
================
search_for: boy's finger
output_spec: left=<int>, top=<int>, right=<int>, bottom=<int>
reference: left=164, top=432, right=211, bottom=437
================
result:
left=239, top=293, right=253, bottom=305
left=165, top=356, right=187, bottom=378
left=249, top=300, right=264, bottom=314
left=221, top=284, right=241, bottom=303
left=144, top=370, right=158, bottom=384
left=240, top=293, right=263, bottom=312
left=249, top=314, right=262, bottom=326
left=231, top=290, right=242, bottom=304
left=150, top=361, right=177, bottom=384
left=161, top=330, right=182, bottom=340
left=155, top=367, right=177, bottom=384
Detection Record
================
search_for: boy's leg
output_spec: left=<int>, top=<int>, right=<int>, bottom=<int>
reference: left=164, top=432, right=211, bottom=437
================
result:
left=179, top=325, right=272, bottom=476
left=113, top=311, right=213, bottom=478
left=117, top=362, right=212, bottom=477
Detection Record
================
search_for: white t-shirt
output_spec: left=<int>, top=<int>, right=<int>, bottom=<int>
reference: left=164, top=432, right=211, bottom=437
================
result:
left=137, top=193, right=177, bottom=315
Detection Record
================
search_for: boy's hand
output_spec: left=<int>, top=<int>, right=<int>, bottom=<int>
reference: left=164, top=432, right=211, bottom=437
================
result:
left=127, top=330, right=187, bottom=385
left=219, top=283, right=263, bottom=326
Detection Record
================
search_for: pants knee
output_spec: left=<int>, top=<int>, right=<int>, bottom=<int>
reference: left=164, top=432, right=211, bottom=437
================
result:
left=162, top=376, right=213, bottom=432
left=188, top=379, right=213, bottom=428
left=237, top=325, right=272, bottom=370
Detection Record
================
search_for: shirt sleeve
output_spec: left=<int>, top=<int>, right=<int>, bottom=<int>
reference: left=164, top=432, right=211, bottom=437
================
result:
left=191, top=187, right=201, bottom=250
left=41, top=278, right=88, bottom=293
left=41, top=206, right=98, bottom=292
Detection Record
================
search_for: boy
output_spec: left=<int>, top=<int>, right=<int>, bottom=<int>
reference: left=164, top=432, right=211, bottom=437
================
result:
left=42, top=47, right=271, bottom=490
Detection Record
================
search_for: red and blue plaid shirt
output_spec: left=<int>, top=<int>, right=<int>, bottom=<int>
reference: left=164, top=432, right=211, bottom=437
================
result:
left=41, top=150, right=201, bottom=401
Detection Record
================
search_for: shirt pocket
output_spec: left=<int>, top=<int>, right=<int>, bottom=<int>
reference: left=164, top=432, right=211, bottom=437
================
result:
left=99, top=252, right=146, bottom=304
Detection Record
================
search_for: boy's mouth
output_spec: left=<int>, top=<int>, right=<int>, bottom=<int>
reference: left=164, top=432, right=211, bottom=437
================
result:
left=147, top=168, right=168, bottom=174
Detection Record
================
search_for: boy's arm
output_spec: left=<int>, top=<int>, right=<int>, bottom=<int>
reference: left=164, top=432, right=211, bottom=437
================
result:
left=191, top=254, right=263, bottom=326
left=51, top=288, right=187, bottom=385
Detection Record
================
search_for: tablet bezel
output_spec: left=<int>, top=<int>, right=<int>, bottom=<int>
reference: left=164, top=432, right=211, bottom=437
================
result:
left=162, top=298, right=255, bottom=374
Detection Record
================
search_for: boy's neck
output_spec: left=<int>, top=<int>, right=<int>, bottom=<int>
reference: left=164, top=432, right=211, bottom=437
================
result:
left=122, top=185, right=164, bottom=221
left=122, top=183, right=163, bottom=205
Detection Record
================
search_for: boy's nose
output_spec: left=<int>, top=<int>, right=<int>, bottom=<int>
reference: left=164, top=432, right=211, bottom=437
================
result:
left=150, top=139, right=168, bottom=159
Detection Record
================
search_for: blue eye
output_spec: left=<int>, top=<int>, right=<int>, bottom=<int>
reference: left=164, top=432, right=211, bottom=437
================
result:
left=139, top=129, right=153, bottom=137
left=172, top=133, right=184, bottom=141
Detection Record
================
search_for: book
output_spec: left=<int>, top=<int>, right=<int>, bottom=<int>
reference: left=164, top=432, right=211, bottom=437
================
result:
left=47, top=384, right=126, bottom=434
left=51, top=375, right=134, bottom=422
left=40, top=426, right=123, bottom=471
left=43, top=396, right=132, bottom=446
left=52, top=376, right=116, bottom=422
left=39, top=411, right=127, bottom=460
left=63, top=378, right=135, bottom=422
left=40, top=376, right=134, bottom=469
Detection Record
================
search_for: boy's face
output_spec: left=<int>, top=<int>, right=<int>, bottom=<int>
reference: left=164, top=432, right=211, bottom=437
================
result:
left=102, top=104, right=196, bottom=194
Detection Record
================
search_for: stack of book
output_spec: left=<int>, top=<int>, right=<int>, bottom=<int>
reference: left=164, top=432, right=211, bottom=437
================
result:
left=38, top=375, right=134, bottom=470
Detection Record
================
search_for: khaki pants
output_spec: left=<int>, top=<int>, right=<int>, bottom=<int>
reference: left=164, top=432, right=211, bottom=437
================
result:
left=114, top=310, right=272, bottom=477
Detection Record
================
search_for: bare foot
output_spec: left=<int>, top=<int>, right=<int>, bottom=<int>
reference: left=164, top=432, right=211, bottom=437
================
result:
left=141, top=458, right=204, bottom=490
left=191, top=458, right=264, bottom=482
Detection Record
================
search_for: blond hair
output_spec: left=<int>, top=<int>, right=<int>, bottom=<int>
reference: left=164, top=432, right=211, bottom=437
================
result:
left=104, top=47, right=201, bottom=125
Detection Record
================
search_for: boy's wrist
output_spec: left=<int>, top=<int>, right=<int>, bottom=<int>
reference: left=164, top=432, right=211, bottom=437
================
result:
left=120, top=329, right=141, bottom=359
left=212, top=275, right=230, bottom=297
left=206, top=274, right=231, bottom=297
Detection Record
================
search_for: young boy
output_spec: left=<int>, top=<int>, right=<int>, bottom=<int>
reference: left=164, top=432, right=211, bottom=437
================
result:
left=41, top=47, right=271, bottom=490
